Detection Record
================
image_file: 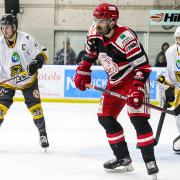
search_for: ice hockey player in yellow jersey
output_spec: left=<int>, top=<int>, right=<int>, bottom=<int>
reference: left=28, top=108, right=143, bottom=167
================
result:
left=0, top=14, right=49, bottom=151
left=157, top=26, right=180, bottom=153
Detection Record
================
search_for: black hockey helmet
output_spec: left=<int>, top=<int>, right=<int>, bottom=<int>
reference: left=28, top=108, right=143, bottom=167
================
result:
left=0, top=14, right=18, bottom=30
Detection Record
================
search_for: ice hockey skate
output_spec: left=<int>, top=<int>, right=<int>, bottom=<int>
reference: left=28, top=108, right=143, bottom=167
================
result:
left=40, top=133, right=49, bottom=152
left=173, top=135, right=180, bottom=153
left=145, top=161, right=159, bottom=180
left=103, top=157, right=134, bottom=173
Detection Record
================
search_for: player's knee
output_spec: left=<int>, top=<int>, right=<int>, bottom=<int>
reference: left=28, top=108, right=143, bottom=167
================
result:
left=130, top=116, right=152, bottom=134
left=0, top=104, right=8, bottom=123
left=98, top=116, right=116, bottom=128
left=29, top=103, right=44, bottom=120
left=98, top=116, right=122, bottom=133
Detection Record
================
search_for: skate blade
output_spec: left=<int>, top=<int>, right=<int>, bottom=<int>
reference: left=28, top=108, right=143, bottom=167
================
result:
left=151, top=173, right=157, bottom=180
left=105, top=164, right=134, bottom=173
left=173, top=148, right=180, bottom=154
left=42, top=147, right=48, bottom=152
left=174, top=151, right=180, bottom=154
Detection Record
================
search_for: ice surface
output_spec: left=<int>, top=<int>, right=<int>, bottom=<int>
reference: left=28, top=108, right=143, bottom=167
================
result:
left=0, top=102, right=179, bottom=180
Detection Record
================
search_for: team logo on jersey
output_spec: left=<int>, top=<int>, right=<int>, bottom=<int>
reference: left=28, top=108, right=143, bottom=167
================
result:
left=98, top=53, right=119, bottom=79
left=11, top=52, right=20, bottom=62
left=10, top=64, right=29, bottom=83
left=120, top=34, right=126, bottom=39
left=126, top=41, right=138, bottom=53
left=0, top=88, right=8, bottom=96
left=175, top=71, right=180, bottom=82
left=33, top=89, right=40, bottom=99
left=116, top=30, right=134, bottom=48
left=119, top=33, right=131, bottom=43
left=176, top=59, right=180, bottom=69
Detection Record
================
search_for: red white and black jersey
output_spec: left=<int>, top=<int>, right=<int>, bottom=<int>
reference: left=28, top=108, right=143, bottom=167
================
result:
left=83, top=24, right=151, bottom=86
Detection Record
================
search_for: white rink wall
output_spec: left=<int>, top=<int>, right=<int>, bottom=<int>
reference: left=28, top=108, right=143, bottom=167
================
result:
left=14, top=65, right=166, bottom=103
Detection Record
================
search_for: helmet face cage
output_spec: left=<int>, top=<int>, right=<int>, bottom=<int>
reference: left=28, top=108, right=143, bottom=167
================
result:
left=0, top=14, right=18, bottom=30
left=175, top=27, right=180, bottom=37
left=93, top=3, right=119, bottom=22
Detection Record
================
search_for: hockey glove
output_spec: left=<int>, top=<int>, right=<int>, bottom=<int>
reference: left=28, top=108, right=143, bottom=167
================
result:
left=157, top=74, right=175, bottom=102
left=165, top=87, right=175, bottom=102
left=74, top=61, right=92, bottom=91
left=27, top=54, right=44, bottom=76
left=127, top=81, right=145, bottom=109
left=157, top=74, right=166, bottom=84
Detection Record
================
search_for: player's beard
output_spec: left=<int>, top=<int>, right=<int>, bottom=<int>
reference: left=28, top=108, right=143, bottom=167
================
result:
left=96, top=24, right=111, bottom=36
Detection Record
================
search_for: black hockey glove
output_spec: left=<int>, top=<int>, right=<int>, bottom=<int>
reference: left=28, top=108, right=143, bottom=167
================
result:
left=165, top=87, right=175, bottom=102
left=27, top=54, right=44, bottom=76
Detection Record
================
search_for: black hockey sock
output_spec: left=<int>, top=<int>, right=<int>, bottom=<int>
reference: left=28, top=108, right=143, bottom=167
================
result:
left=98, top=116, right=130, bottom=159
left=0, top=119, right=4, bottom=126
left=140, top=144, right=156, bottom=163
left=40, top=131, right=47, bottom=136
left=110, top=141, right=130, bottom=159
left=33, top=118, right=46, bottom=134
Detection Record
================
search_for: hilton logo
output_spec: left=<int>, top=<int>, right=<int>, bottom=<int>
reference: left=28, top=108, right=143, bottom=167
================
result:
left=151, top=13, right=164, bottom=22
left=151, top=13, right=180, bottom=23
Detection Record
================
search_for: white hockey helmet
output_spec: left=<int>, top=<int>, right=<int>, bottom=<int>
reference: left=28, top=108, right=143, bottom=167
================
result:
left=175, top=26, right=180, bottom=45
left=175, top=26, right=180, bottom=37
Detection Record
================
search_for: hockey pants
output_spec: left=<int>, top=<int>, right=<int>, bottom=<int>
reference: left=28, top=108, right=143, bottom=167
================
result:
left=0, top=81, right=46, bottom=134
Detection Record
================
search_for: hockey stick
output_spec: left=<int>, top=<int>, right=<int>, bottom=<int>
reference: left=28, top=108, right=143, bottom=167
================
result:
left=0, top=76, right=18, bottom=84
left=85, top=84, right=180, bottom=116
left=154, top=100, right=169, bottom=146
left=0, top=71, right=29, bottom=85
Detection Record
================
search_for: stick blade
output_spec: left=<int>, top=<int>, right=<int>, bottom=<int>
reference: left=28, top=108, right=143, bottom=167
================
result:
left=174, top=104, right=180, bottom=116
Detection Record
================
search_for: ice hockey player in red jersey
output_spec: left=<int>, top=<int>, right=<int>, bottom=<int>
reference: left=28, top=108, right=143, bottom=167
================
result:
left=74, top=3, right=159, bottom=179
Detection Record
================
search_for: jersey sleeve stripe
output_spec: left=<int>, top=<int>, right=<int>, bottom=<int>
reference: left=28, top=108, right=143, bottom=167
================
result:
left=129, top=55, right=147, bottom=68
left=126, top=46, right=141, bottom=59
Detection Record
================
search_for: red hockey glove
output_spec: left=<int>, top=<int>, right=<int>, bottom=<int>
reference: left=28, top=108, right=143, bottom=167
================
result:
left=74, top=62, right=92, bottom=91
left=127, top=81, right=145, bottom=109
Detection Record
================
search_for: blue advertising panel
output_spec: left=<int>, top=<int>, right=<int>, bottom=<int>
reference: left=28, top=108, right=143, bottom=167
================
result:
left=149, top=71, right=157, bottom=100
left=64, top=68, right=161, bottom=100
left=64, top=69, right=108, bottom=98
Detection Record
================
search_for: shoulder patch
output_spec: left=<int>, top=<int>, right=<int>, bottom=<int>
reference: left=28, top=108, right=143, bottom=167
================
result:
left=116, top=30, right=135, bottom=48
left=125, top=40, right=139, bottom=53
